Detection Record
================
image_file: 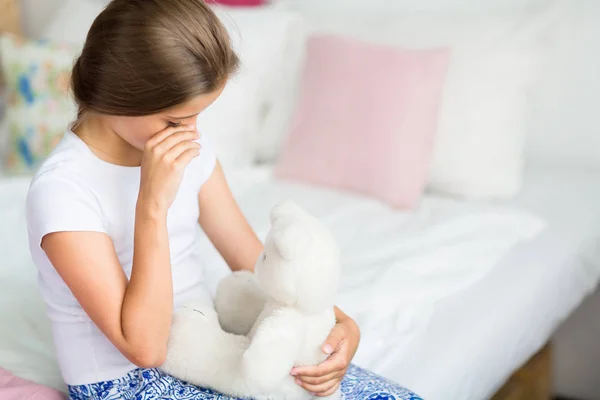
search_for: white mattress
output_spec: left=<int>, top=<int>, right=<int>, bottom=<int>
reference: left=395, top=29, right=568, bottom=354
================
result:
left=1, top=166, right=599, bottom=399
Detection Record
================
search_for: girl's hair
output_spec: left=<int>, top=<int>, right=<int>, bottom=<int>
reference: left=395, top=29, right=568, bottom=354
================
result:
left=71, top=0, right=239, bottom=120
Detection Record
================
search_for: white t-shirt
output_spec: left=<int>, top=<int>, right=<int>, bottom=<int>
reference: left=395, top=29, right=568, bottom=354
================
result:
left=25, top=130, right=217, bottom=386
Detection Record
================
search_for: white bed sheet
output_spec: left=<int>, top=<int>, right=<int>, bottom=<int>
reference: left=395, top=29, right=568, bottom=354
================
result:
left=1, top=166, right=599, bottom=399
left=362, top=166, right=600, bottom=400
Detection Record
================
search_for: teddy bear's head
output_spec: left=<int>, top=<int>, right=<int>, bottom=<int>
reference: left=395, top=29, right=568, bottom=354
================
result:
left=255, top=201, right=341, bottom=313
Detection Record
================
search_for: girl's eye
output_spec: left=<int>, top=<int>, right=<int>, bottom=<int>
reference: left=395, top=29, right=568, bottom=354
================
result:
left=167, top=121, right=181, bottom=128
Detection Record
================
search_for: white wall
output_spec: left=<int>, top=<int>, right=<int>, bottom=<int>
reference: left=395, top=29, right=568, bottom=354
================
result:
left=19, top=0, right=63, bottom=38
left=528, top=0, right=600, bottom=169
left=19, top=0, right=107, bottom=37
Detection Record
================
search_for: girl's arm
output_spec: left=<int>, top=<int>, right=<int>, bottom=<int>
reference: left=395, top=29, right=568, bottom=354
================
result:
left=197, top=162, right=263, bottom=272
left=41, top=125, right=202, bottom=368
left=42, top=206, right=171, bottom=368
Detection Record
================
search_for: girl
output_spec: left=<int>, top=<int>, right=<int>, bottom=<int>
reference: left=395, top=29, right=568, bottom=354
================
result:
left=25, top=0, right=422, bottom=399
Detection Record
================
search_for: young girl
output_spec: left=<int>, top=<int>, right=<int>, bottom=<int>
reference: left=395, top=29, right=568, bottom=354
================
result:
left=25, top=1, right=421, bottom=399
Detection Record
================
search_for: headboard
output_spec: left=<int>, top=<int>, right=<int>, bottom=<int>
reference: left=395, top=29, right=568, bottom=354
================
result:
left=0, top=0, right=21, bottom=35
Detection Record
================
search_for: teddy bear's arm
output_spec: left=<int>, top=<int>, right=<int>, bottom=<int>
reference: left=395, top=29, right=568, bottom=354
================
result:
left=215, top=271, right=267, bottom=335
left=240, top=309, right=305, bottom=393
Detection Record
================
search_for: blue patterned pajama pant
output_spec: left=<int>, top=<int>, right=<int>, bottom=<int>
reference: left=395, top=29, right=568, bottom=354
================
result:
left=68, top=365, right=422, bottom=400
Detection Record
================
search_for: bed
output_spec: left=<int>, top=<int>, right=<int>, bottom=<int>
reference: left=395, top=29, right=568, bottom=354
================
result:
left=2, top=1, right=600, bottom=399
left=2, top=164, right=599, bottom=399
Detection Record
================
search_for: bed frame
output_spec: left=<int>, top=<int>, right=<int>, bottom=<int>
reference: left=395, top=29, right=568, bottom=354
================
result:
left=0, top=1, right=553, bottom=399
left=492, top=343, right=552, bottom=400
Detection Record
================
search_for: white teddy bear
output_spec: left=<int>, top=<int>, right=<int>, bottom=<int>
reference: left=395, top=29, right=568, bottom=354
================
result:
left=161, top=201, right=342, bottom=400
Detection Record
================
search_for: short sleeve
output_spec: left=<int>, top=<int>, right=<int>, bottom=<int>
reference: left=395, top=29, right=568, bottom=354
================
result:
left=26, top=174, right=107, bottom=248
left=192, top=133, right=218, bottom=191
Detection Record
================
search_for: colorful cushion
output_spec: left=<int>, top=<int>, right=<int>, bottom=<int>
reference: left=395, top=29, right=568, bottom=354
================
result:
left=275, top=35, right=451, bottom=209
left=0, top=33, right=79, bottom=174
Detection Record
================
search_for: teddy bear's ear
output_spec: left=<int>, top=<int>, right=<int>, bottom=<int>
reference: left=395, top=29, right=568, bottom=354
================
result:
left=273, top=224, right=310, bottom=260
left=270, top=200, right=304, bottom=224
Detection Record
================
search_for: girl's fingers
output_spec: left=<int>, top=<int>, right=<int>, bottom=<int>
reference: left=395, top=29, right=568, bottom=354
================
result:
left=322, top=323, right=346, bottom=356
left=165, top=140, right=201, bottom=162
left=173, top=148, right=201, bottom=170
left=146, top=125, right=196, bottom=149
left=315, top=384, right=341, bottom=397
left=292, top=364, right=330, bottom=379
left=154, top=130, right=199, bottom=153
left=295, top=377, right=340, bottom=396
left=298, top=370, right=341, bottom=385
left=292, top=352, right=346, bottom=378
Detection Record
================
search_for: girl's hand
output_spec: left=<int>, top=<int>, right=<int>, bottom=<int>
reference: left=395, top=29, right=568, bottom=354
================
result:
left=291, top=317, right=360, bottom=397
left=138, top=125, right=201, bottom=212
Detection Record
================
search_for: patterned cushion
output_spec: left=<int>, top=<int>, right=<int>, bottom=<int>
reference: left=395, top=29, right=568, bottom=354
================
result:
left=0, top=33, right=79, bottom=174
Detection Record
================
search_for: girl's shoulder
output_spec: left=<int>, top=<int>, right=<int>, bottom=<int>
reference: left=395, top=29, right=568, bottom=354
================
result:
left=31, top=131, right=92, bottom=187
left=27, top=131, right=103, bottom=228
left=26, top=152, right=107, bottom=248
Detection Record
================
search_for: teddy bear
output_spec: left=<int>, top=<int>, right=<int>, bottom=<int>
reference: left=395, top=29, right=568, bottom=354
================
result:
left=160, top=200, right=342, bottom=400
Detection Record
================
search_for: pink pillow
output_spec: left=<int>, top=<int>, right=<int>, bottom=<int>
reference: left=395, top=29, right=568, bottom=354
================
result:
left=205, top=0, right=266, bottom=5
left=0, top=368, right=65, bottom=400
left=275, top=35, right=451, bottom=208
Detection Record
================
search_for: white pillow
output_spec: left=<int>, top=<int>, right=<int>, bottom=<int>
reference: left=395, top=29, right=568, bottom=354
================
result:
left=201, top=8, right=305, bottom=172
left=195, top=63, right=263, bottom=172
left=210, top=7, right=307, bottom=170
left=41, top=0, right=108, bottom=44
left=260, top=3, right=559, bottom=199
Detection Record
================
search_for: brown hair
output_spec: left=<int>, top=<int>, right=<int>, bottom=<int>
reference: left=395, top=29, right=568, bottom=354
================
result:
left=71, top=0, right=239, bottom=120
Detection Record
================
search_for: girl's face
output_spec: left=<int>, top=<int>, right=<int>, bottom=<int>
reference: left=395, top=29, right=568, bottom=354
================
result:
left=106, top=85, right=225, bottom=150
